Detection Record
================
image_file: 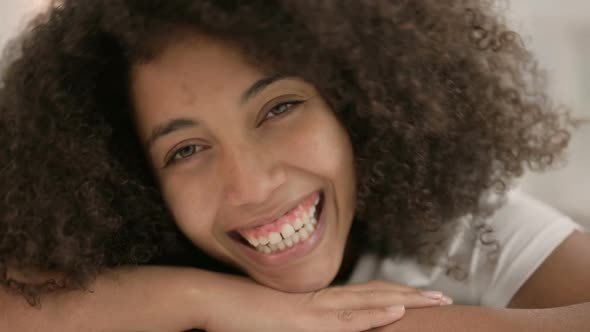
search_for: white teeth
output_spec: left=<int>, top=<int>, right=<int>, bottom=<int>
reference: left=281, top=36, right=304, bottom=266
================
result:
left=299, top=228, right=309, bottom=240
left=302, top=213, right=310, bottom=225
left=247, top=237, right=259, bottom=247
left=314, top=195, right=320, bottom=205
left=310, top=217, right=318, bottom=225
left=250, top=193, right=322, bottom=254
left=269, top=232, right=282, bottom=244
left=281, top=224, right=295, bottom=238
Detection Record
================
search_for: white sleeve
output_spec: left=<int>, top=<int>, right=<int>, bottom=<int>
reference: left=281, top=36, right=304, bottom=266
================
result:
left=480, top=190, right=586, bottom=308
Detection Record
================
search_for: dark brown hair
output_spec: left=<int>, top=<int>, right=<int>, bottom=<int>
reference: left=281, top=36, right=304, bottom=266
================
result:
left=0, top=0, right=573, bottom=305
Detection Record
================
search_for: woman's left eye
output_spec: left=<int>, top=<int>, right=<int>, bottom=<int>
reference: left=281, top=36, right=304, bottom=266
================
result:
left=262, top=100, right=304, bottom=122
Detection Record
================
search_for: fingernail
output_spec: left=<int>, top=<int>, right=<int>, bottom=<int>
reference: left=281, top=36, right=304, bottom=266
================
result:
left=419, top=290, right=443, bottom=300
left=386, top=305, right=405, bottom=314
left=440, top=295, right=453, bottom=305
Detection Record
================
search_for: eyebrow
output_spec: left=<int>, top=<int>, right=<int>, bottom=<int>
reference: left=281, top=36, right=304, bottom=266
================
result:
left=146, top=117, right=198, bottom=149
left=240, top=74, right=287, bottom=105
left=146, top=74, right=288, bottom=149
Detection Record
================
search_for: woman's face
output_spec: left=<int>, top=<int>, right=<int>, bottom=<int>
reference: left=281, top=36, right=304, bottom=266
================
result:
left=131, top=34, right=356, bottom=292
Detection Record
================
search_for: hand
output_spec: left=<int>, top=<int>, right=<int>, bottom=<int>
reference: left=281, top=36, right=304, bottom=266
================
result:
left=204, top=278, right=452, bottom=332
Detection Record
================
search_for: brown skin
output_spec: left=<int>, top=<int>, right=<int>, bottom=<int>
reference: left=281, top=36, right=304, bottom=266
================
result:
left=508, top=230, right=590, bottom=309
left=371, top=303, right=590, bottom=332
left=131, top=35, right=357, bottom=292
left=368, top=230, right=590, bottom=331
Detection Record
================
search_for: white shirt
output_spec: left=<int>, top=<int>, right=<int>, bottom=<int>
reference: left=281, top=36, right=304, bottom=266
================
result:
left=346, top=190, right=585, bottom=307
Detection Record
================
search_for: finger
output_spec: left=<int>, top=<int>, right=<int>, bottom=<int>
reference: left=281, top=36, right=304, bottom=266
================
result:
left=320, top=305, right=405, bottom=332
left=342, top=280, right=416, bottom=293
left=327, top=289, right=451, bottom=310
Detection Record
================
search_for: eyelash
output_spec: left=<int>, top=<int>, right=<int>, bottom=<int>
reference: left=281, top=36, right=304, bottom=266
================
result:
left=261, top=100, right=304, bottom=122
left=164, top=100, right=304, bottom=167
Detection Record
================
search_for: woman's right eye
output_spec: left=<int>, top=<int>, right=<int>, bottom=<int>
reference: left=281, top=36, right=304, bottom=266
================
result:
left=165, top=144, right=204, bottom=166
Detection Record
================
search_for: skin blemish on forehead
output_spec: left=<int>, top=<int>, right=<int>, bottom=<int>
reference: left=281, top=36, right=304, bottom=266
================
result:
left=181, top=81, right=198, bottom=106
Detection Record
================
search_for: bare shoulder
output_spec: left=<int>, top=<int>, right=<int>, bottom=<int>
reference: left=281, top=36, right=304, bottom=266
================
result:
left=508, top=230, right=590, bottom=308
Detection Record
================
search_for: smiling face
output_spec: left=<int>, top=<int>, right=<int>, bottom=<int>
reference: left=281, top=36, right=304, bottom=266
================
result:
left=130, top=34, right=356, bottom=292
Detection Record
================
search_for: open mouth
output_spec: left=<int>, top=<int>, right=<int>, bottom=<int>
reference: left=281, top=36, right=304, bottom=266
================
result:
left=230, top=191, right=325, bottom=254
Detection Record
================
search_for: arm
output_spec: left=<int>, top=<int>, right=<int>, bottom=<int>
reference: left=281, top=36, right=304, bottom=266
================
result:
left=372, top=230, right=590, bottom=332
left=0, top=266, right=218, bottom=332
left=371, top=303, right=590, bottom=332
left=0, top=265, right=448, bottom=332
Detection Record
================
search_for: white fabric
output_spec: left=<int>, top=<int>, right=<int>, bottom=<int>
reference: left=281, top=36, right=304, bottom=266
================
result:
left=346, top=190, right=586, bottom=308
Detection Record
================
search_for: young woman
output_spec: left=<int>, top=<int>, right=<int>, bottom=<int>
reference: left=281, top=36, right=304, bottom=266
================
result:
left=1, top=1, right=589, bottom=331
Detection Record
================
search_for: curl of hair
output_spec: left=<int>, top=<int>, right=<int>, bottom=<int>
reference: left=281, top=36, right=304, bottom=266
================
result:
left=0, top=0, right=574, bottom=304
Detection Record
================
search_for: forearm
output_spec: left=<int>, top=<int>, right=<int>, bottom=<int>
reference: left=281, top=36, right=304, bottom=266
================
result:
left=372, top=302, right=590, bottom=332
left=0, top=266, right=223, bottom=332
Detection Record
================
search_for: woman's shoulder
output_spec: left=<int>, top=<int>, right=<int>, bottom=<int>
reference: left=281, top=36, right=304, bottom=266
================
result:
left=476, top=189, right=585, bottom=306
left=347, top=189, right=585, bottom=307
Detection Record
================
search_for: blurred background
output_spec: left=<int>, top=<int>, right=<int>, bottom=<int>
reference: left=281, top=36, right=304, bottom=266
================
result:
left=1, top=0, right=588, bottom=228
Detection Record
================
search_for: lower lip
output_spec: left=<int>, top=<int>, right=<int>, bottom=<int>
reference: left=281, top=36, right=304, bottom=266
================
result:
left=236, top=193, right=327, bottom=266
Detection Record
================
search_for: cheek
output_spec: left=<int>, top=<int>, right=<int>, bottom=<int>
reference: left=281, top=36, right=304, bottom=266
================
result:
left=159, top=175, right=219, bottom=249
left=276, top=106, right=356, bottom=213
left=159, top=174, right=237, bottom=265
left=286, top=109, right=355, bottom=183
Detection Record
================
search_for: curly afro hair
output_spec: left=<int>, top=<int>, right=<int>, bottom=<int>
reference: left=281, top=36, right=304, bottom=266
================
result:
left=0, top=0, right=574, bottom=305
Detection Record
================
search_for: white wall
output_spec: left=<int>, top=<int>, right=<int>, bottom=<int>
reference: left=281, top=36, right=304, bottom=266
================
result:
left=0, top=0, right=46, bottom=47
left=509, top=0, right=590, bottom=227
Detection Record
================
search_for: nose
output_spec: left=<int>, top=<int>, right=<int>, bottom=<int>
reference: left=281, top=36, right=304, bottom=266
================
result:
left=222, top=140, right=286, bottom=207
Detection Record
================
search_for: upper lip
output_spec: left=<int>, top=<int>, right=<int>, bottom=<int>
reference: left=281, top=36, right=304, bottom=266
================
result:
left=233, top=191, right=319, bottom=231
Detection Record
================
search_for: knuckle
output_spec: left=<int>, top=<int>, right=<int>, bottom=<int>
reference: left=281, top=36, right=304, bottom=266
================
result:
left=368, top=309, right=380, bottom=319
left=336, top=309, right=355, bottom=322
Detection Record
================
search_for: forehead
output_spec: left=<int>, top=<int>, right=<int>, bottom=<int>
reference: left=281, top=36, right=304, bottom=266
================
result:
left=132, top=35, right=260, bottom=101
left=129, top=35, right=264, bottom=129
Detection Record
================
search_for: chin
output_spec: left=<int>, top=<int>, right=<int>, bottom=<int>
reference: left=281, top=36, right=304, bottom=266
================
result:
left=258, top=276, right=333, bottom=293
left=251, top=260, right=341, bottom=293
left=281, top=277, right=333, bottom=293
